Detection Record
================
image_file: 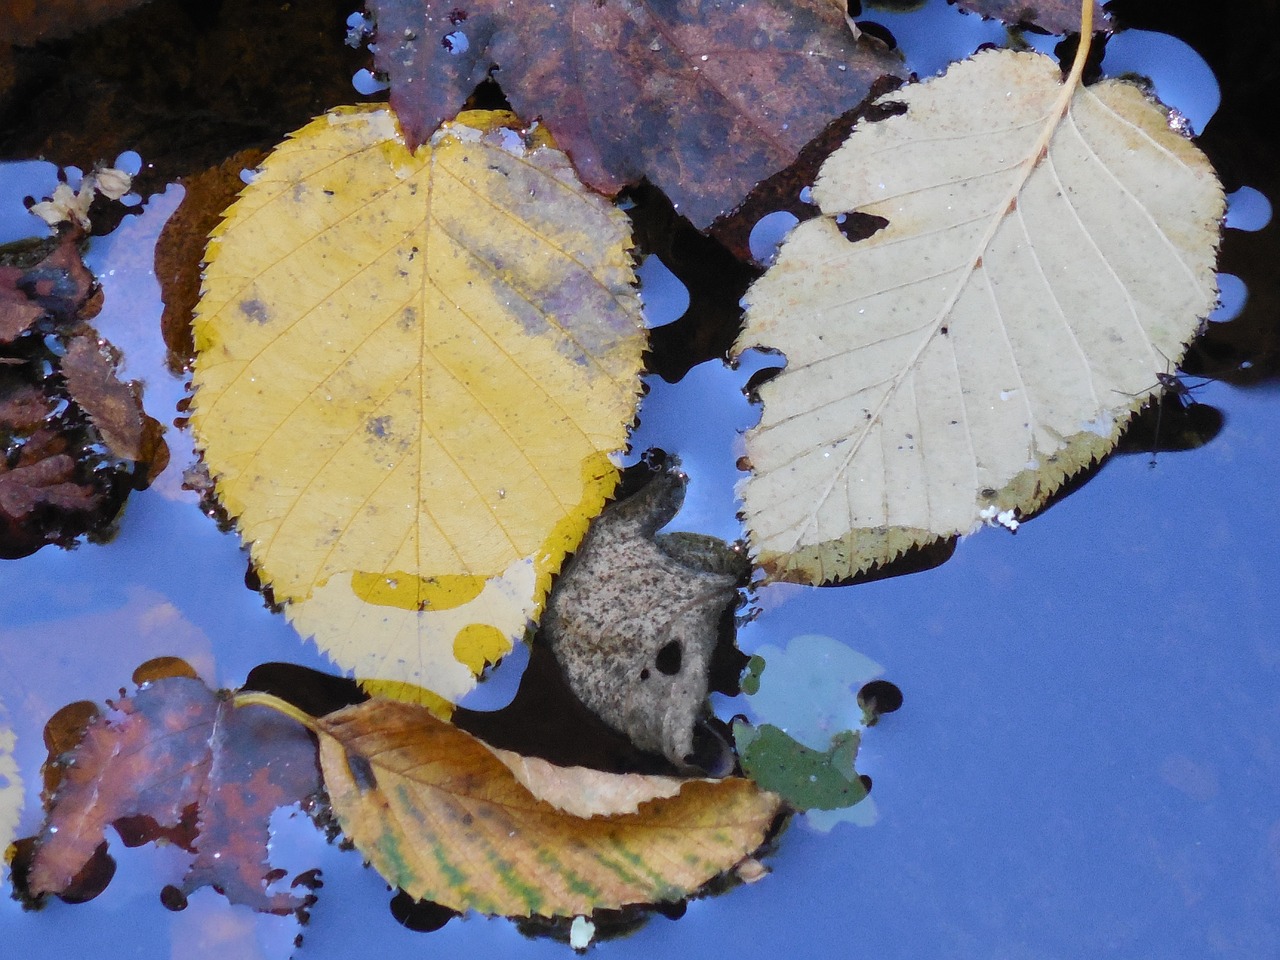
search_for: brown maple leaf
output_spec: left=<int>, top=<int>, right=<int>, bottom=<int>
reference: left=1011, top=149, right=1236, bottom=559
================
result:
left=368, top=0, right=901, bottom=227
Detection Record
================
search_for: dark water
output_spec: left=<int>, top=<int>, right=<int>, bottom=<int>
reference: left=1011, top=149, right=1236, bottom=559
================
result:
left=3, top=0, right=1278, bottom=956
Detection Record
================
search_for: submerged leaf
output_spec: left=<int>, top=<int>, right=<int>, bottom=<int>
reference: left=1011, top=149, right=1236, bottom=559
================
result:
left=735, top=48, right=1224, bottom=582
left=733, top=722, right=866, bottom=811
left=19, top=676, right=320, bottom=915
left=312, top=697, right=782, bottom=917
left=368, top=0, right=901, bottom=227
left=192, top=107, right=646, bottom=702
left=61, top=336, right=168, bottom=473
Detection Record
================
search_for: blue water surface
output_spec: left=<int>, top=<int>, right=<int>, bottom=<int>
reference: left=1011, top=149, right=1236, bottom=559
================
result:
left=2, top=2, right=1277, bottom=958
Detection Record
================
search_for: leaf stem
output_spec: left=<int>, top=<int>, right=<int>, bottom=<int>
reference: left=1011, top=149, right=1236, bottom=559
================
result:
left=1069, top=0, right=1095, bottom=89
left=233, top=690, right=323, bottom=733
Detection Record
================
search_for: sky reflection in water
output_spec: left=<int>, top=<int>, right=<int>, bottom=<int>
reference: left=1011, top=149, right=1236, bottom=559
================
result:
left=2, top=4, right=1278, bottom=957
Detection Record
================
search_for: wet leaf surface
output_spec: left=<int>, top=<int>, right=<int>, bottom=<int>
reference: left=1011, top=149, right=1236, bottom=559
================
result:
left=953, top=0, right=1106, bottom=34
left=61, top=336, right=168, bottom=474
left=368, top=0, right=902, bottom=227
left=192, top=106, right=646, bottom=706
left=15, top=674, right=322, bottom=916
left=735, top=47, right=1224, bottom=582
left=0, top=230, right=169, bottom=555
left=308, top=695, right=783, bottom=917
left=154, top=149, right=268, bottom=373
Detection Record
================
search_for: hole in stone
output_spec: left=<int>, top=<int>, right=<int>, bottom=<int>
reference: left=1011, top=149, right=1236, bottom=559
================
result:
left=656, top=640, right=682, bottom=675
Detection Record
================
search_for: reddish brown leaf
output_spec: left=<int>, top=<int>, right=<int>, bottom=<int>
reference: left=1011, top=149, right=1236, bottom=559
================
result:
left=953, top=0, right=1107, bottom=35
left=0, top=233, right=98, bottom=343
left=0, top=268, right=43, bottom=343
left=0, top=422, right=122, bottom=558
left=369, top=0, right=902, bottom=227
left=0, top=428, right=101, bottom=522
left=0, top=383, right=52, bottom=430
left=155, top=149, right=268, bottom=372
left=22, top=675, right=321, bottom=916
left=61, top=335, right=169, bottom=478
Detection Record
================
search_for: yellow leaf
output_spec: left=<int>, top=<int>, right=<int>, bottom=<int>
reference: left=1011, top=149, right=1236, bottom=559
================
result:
left=735, top=48, right=1223, bottom=583
left=309, top=697, right=783, bottom=917
left=1, top=697, right=19, bottom=859
left=191, top=106, right=646, bottom=700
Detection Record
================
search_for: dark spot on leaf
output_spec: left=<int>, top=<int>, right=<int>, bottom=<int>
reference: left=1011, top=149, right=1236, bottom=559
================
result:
left=347, top=753, right=378, bottom=792
left=856, top=19, right=897, bottom=50
left=366, top=415, right=392, bottom=439
left=239, top=299, right=270, bottom=324
left=640, top=668, right=651, bottom=681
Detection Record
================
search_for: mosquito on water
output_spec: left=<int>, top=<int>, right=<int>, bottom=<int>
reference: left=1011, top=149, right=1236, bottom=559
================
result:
left=1121, top=351, right=1216, bottom=467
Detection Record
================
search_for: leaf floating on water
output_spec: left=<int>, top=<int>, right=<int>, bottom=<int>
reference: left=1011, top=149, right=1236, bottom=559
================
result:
left=309, top=696, right=782, bottom=918
left=191, top=106, right=646, bottom=704
left=485, top=745, right=692, bottom=818
left=367, top=0, right=902, bottom=227
left=17, top=675, right=321, bottom=915
left=953, top=0, right=1107, bottom=34
left=735, top=48, right=1224, bottom=583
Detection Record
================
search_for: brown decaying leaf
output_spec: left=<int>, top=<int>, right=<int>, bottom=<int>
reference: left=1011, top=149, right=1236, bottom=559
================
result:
left=953, top=0, right=1107, bottom=36
left=369, top=0, right=901, bottom=228
left=314, top=697, right=783, bottom=917
left=0, top=270, right=44, bottom=343
left=0, top=428, right=103, bottom=528
left=2, top=231, right=168, bottom=502
left=0, top=234, right=97, bottom=345
left=155, top=149, right=268, bottom=372
left=0, top=383, right=52, bottom=430
left=23, top=676, right=321, bottom=915
left=485, top=746, right=690, bottom=818
left=61, top=335, right=169, bottom=477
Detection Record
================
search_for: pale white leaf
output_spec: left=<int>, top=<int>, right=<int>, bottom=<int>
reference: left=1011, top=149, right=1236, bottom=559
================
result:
left=736, top=49, right=1224, bottom=583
